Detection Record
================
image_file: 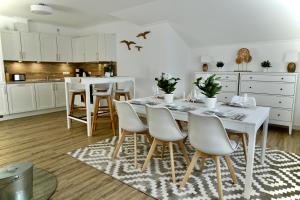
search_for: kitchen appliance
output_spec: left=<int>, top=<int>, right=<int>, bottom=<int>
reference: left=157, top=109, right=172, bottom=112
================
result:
left=0, top=162, right=33, bottom=200
left=12, top=74, right=26, bottom=81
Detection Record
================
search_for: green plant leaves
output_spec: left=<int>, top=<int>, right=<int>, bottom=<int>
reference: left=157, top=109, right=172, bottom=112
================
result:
left=155, top=73, right=180, bottom=94
left=194, top=74, right=222, bottom=98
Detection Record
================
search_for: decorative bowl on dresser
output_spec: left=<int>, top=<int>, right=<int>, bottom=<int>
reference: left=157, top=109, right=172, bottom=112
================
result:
left=195, top=72, right=298, bottom=134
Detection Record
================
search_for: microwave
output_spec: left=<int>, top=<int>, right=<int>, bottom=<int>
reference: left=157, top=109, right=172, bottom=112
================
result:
left=12, top=74, right=26, bottom=81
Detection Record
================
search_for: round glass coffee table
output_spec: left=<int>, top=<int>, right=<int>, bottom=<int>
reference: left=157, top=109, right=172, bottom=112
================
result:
left=33, top=167, right=57, bottom=200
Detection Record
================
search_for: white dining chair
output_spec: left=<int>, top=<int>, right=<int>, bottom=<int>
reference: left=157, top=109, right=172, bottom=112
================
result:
left=142, top=105, right=190, bottom=184
left=228, top=95, right=256, bottom=161
left=112, top=101, right=150, bottom=168
left=180, top=112, right=238, bottom=200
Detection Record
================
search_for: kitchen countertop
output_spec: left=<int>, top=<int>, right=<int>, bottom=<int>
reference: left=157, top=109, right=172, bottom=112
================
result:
left=6, top=79, right=65, bottom=84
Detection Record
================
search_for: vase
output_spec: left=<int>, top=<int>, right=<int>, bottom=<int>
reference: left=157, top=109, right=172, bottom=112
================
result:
left=262, top=68, right=268, bottom=72
left=164, top=93, right=174, bottom=104
left=287, top=63, right=296, bottom=73
left=205, top=97, right=217, bottom=110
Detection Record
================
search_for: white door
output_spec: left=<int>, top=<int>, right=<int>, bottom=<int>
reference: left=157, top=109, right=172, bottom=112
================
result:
left=0, top=84, right=9, bottom=115
left=57, top=35, right=72, bottom=62
left=72, top=37, right=85, bottom=62
left=7, top=84, right=36, bottom=114
left=98, top=34, right=106, bottom=61
left=40, top=34, right=58, bottom=62
left=0, top=31, right=22, bottom=61
left=35, top=83, right=56, bottom=110
left=20, top=32, right=41, bottom=61
left=54, top=82, right=66, bottom=107
left=105, top=34, right=117, bottom=62
left=84, top=35, right=99, bottom=62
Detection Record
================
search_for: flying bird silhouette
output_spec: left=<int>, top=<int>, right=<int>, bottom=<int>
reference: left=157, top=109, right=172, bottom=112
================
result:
left=120, top=40, right=136, bottom=50
left=135, top=46, right=143, bottom=51
left=136, top=31, right=151, bottom=39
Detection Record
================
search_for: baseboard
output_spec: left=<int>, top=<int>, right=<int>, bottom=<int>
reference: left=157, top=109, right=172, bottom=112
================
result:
left=293, top=125, right=300, bottom=131
left=0, top=107, right=66, bottom=121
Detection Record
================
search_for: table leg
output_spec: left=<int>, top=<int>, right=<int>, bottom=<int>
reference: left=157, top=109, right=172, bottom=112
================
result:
left=65, top=82, right=71, bottom=129
left=243, top=126, right=256, bottom=199
left=261, top=117, right=269, bottom=164
left=85, top=84, right=92, bottom=137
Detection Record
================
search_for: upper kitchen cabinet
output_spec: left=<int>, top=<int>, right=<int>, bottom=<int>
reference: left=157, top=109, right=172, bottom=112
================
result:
left=57, top=35, right=72, bottom=62
left=20, top=32, right=41, bottom=62
left=98, top=34, right=106, bottom=61
left=84, top=35, right=99, bottom=62
left=0, top=31, right=22, bottom=61
left=105, top=33, right=117, bottom=62
left=40, top=33, right=57, bottom=62
left=72, top=37, right=85, bottom=62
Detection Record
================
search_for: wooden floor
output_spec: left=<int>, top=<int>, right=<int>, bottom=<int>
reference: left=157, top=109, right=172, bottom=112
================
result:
left=0, top=111, right=299, bottom=200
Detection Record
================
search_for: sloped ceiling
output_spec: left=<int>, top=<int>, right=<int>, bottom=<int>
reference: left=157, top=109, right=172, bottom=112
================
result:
left=1, top=0, right=300, bottom=47
left=111, top=0, right=300, bottom=47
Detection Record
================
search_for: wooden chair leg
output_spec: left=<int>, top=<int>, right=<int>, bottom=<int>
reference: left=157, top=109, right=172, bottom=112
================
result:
left=92, top=96, right=100, bottom=132
left=127, top=93, right=131, bottom=100
left=115, top=94, right=120, bottom=101
left=112, top=130, right=126, bottom=159
left=199, top=157, right=206, bottom=172
left=214, top=156, right=224, bottom=200
left=142, top=139, right=158, bottom=171
left=241, top=134, right=248, bottom=161
left=180, top=151, right=199, bottom=189
left=224, top=155, right=237, bottom=184
left=134, top=133, right=138, bottom=168
left=178, top=141, right=190, bottom=165
left=176, top=120, right=183, bottom=130
left=82, top=92, right=86, bottom=107
left=161, top=144, right=165, bottom=159
left=108, top=96, right=116, bottom=136
left=145, top=134, right=153, bottom=144
left=169, top=142, right=176, bottom=184
left=70, top=93, right=75, bottom=115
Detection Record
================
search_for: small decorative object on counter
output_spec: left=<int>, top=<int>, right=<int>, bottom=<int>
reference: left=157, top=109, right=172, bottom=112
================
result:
left=216, top=61, right=224, bottom=70
left=155, top=73, right=180, bottom=104
left=261, top=60, right=272, bottom=72
left=104, top=65, right=113, bottom=77
left=200, top=55, right=211, bottom=72
left=235, top=48, right=252, bottom=72
left=284, top=52, right=298, bottom=73
left=194, top=74, right=222, bottom=109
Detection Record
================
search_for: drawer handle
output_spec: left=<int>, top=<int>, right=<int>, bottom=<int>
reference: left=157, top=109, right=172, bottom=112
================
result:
left=249, top=86, right=252, bottom=89
left=249, top=77, right=253, bottom=79
left=226, top=76, right=229, bottom=78
left=225, top=97, right=228, bottom=99
left=225, top=85, right=228, bottom=88
left=280, top=88, right=283, bottom=91
left=281, top=77, right=284, bottom=80
left=277, top=114, right=281, bottom=117
left=278, top=101, right=282, bottom=104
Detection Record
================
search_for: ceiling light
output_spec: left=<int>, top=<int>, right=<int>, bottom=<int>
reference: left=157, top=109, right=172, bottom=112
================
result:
left=30, top=3, right=53, bottom=15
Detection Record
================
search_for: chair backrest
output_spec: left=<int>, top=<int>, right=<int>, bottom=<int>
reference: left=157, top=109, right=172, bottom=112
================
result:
left=93, top=83, right=113, bottom=96
left=231, top=95, right=256, bottom=107
left=188, top=112, right=235, bottom=155
left=115, top=101, right=146, bottom=132
left=146, top=106, right=185, bottom=141
left=116, top=82, right=131, bottom=92
left=69, top=77, right=85, bottom=90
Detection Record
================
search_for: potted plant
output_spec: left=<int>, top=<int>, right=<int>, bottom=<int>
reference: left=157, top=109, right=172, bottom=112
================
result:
left=104, top=66, right=113, bottom=77
left=216, top=61, right=224, bottom=70
left=155, top=73, right=180, bottom=103
left=261, top=60, right=271, bottom=72
left=194, top=74, right=222, bottom=109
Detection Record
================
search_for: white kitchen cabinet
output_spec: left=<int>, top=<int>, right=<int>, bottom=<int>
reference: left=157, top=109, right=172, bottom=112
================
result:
left=98, top=34, right=106, bottom=61
left=35, top=83, right=56, bottom=110
left=40, top=33, right=57, bottom=62
left=72, top=37, right=85, bottom=62
left=84, top=35, right=99, bottom=62
left=54, top=82, right=66, bottom=107
left=20, top=32, right=41, bottom=61
left=7, top=84, right=36, bottom=114
left=57, top=35, right=72, bottom=62
left=0, top=31, right=22, bottom=61
left=105, top=34, right=117, bottom=61
left=0, top=84, right=9, bottom=115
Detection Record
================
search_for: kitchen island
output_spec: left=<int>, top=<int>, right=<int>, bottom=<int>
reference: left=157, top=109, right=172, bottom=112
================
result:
left=64, top=76, right=135, bottom=136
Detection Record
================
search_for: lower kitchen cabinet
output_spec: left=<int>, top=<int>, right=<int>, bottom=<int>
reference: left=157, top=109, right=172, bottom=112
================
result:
left=0, top=84, right=9, bottom=115
left=35, top=83, right=56, bottom=110
left=7, top=83, right=36, bottom=114
left=54, top=82, right=66, bottom=107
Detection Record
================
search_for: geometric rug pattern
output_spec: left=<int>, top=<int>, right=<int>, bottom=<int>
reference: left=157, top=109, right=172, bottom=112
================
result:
left=68, top=136, right=300, bottom=200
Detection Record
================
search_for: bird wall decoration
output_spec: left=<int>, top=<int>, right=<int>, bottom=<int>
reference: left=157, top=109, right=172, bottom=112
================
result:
left=120, top=40, right=136, bottom=50
left=135, top=46, right=143, bottom=51
left=136, top=31, right=151, bottom=39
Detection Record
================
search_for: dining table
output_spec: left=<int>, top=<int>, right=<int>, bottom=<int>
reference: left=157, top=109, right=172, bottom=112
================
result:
left=128, top=96, right=270, bottom=200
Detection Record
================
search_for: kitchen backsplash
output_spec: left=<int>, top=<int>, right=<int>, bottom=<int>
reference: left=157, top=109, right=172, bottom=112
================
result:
left=4, top=61, right=117, bottom=82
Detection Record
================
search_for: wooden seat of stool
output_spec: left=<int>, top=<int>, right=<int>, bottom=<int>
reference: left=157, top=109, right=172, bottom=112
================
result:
left=70, top=91, right=86, bottom=115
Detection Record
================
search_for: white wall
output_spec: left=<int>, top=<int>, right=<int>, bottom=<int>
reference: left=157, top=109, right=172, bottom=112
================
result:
left=190, top=40, right=300, bottom=127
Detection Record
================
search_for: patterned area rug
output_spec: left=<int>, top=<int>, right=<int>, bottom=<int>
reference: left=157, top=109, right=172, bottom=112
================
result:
left=68, top=136, right=300, bottom=200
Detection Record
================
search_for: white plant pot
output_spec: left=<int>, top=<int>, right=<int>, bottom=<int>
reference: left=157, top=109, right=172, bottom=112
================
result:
left=205, top=97, right=217, bottom=109
left=164, top=93, right=174, bottom=104
left=105, top=72, right=111, bottom=77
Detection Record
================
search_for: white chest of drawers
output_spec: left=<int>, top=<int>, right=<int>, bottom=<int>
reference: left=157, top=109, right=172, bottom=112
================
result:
left=240, top=72, right=298, bottom=135
left=194, top=72, right=298, bottom=134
